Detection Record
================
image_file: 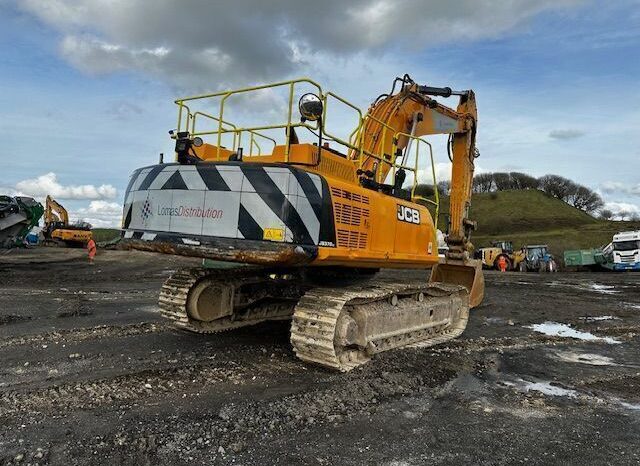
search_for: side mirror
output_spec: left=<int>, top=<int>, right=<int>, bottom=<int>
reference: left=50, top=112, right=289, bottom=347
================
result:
left=298, top=93, right=323, bottom=121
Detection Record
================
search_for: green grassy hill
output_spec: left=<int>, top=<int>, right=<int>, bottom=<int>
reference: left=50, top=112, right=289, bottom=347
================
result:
left=92, top=228, right=121, bottom=243
left=429, top=189, right=640, bottom=260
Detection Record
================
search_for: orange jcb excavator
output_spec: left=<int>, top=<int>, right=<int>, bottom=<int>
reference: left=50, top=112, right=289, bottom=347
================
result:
left=43, top=195, right=92, bottom=247
left=120, top=75, right=484, bottom=371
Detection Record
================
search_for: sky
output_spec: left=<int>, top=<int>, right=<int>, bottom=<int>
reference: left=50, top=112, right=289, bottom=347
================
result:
left=1, top=0, right=639, bottom=226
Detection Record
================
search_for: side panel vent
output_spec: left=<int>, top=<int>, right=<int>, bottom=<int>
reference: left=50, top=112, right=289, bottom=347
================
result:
left=334, top=203, right=369, bottom=226
left=336, top=229, right=368, bottom=249
left=331, top=188, right=370, bottom=249
left=331, top=188, right=370, bottom=205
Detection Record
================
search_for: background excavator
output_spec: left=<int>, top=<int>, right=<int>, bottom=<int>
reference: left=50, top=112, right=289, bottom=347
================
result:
left=43, top=195, right=92, bottom=247
left=120, top=75, right=484, bottom=371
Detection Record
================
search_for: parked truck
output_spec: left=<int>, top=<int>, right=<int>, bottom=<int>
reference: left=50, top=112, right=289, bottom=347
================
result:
left=564, top=230, right=640, bottom=271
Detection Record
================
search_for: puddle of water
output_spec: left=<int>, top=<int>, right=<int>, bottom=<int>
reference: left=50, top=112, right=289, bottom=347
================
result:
left=589, top=283, right=619, bottom=295
left=547, top=281, right=621, bottom=296
left=580, top=315, right=619, bottom=322
left=526, top=321, right=620, bottom=344
left=522, top=381, right=577, bottom=397
left=619, top=401, right=640, bottom=411
left=626, top=303, right=640, bottom=311
left=485, top=316, right=504, bottom=323
left=552, top=351, right=618, bottom=366
left=504, top=379, right=577, bottom=398
left=504, top=378, right=640, bottom=412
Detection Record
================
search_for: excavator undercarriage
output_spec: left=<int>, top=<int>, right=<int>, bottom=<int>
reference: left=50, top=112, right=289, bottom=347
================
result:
left=158, top=266, right=469, bottom=372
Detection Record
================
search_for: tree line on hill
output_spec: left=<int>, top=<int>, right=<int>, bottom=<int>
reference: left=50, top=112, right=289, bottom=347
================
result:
left=430, top=172, right=610, bottom=217
left=472, top=172, right=604, bottom=214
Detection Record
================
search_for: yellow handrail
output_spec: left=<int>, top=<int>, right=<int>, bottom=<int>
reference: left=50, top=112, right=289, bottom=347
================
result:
left=174, top=78, right=323, bottom=161
left=321, top=92, right=365, bottom=161
left=172, top=77, right=437, bottom=215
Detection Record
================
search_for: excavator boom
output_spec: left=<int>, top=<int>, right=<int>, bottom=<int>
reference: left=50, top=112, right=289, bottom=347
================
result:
left=45, top=195, right=69, bottom=225
left=352, top=76, right=483, bottom=306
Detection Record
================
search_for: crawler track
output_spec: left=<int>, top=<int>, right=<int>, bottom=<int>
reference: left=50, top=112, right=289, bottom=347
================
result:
left=158, top=267, right=305, bottom=333
left=159, top=268, right=470, bottom=371
left=291, top=281, right=469, bottom=371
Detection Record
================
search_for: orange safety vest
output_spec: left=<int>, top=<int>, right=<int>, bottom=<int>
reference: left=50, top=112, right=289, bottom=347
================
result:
left=497, top=256, right=507, bottom=270
left=87, top=239, right=97, bottom=257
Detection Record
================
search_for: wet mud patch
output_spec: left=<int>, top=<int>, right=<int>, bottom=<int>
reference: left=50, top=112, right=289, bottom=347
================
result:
left=551, top=350, right=618, bottom=366
left=526, top=321, right=621, bottom=344
left=0, top=314, right=31, bottom=325
left=583, top=373, right=640, bottom=403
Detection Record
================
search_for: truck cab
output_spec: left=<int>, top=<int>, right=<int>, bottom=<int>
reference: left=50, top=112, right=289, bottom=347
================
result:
left=609, top=230, right=640, bottom=270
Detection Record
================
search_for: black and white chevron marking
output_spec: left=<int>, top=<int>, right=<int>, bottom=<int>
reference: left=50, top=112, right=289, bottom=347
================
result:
left=122, top=162, right=335, bottom=247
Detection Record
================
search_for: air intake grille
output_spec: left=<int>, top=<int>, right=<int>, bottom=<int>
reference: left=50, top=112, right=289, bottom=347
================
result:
left=331, top=187, right=370, bottom=205
left=336, top=229, right=368, bottom=249
left=331, top=188, right=370, bottom=249
left=334, top=203, right=369, bottom=226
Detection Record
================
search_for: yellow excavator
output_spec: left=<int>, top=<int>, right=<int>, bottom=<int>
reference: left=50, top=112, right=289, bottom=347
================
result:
left=43, top=195, right=92, bottom=247
left=121, top=75, right=484, bottom=371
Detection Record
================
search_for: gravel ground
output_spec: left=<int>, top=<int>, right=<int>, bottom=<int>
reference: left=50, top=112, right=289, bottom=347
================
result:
left=0, top=248, right=639, bottom=465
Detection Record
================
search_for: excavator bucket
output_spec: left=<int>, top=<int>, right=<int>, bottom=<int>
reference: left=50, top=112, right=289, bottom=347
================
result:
left=430, top=259, right=485, bottom=308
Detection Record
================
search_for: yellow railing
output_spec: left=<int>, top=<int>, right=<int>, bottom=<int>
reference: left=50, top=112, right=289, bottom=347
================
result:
left=350, top=113, right=398, bottom=183
left=321, top=91, right=365, bottom=161
left=175, top=78, right=323, bottom=161
left=190, top=110, right=277, bottom=156
left=173, top=79, right=439, bottom=220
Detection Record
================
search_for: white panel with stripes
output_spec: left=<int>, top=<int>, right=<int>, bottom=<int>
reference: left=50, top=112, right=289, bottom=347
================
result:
left=123, top=164, right=324, bottom=245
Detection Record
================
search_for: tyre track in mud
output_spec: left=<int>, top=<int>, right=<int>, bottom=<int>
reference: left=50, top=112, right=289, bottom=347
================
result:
left=3, top=322, right=638, bottom=417
left=0, top=321, right=171, bottom=350
left=0, top=358, right=300, bottom=417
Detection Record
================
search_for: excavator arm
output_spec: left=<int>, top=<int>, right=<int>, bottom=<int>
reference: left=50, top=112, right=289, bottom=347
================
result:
left=354, top=76, right=484, bottom=306
left=45, top=195, right=69, bottom=226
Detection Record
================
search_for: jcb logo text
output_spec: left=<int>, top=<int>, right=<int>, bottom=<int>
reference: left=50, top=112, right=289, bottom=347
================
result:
left=397, top=205, right=420, bottom=224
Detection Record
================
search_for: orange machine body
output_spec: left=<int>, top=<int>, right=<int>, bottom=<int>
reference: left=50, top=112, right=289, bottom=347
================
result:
left=237, top=144, right=440, bottom=269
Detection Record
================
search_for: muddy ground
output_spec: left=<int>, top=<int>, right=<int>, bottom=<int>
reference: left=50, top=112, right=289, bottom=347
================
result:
left=0, top=248, right=639, bottom=465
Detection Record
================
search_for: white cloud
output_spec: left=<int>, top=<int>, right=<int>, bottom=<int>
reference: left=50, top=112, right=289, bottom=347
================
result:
left=18, top=0, right=583, bottom=89
left=70, top=200, right=122, bottom=228
left=600, top=181, right=640, bottom=196
left=604, top=201, right=640, bottom=220
left=14, top=172, right=117, bottom=200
